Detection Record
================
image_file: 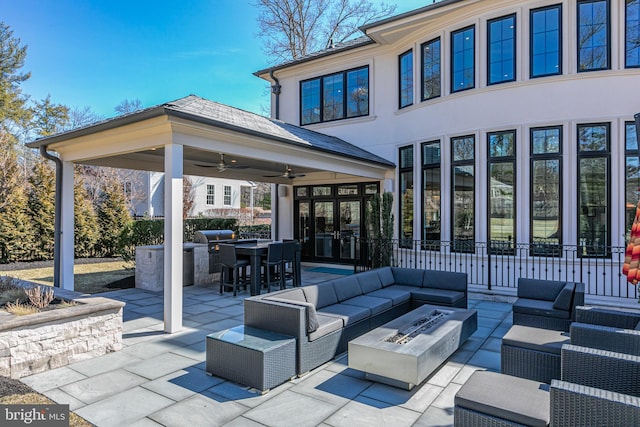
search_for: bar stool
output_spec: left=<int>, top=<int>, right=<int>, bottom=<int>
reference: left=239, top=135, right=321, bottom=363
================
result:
left=261, top=242, right=284, bottom=291
left=218, top=244, right=249, bottom=297
left=282, top=240, right=300, bottom=288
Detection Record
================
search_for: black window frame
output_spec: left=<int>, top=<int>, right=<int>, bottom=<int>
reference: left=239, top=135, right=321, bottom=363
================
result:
left=399, top=145, right=414, bottom=248
left=299, top=65, right=369, bottom=126
left=577, top=0, right=611, bottom=72
left=530, top=125, right=563, bottom=257
left=577, top=122, right=611, bottom=258
left=421, top=37, right=441, bottom=101
left=626, top=0, right=640, bottom=68
left=451, top=25, right=476, bottom=93
left=421, top=140, right=441, bottom=249
left=487, top=14, right=517, bottom=85
left=451, top=135, right=475, bottom=253
left=625, top=121, right=640, bottom=234
left=487, top=130, right=517, bottom=255
left=530, top=4, right=563, bottom=78
left=399, top=49, right=414, bottom=109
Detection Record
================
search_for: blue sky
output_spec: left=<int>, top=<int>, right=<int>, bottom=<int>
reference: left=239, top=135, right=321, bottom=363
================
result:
left=4, top=1, right=428, bottom=119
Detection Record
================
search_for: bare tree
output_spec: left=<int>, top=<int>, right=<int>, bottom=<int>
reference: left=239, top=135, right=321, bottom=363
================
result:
left=256, top=0, right=396, bottom=62
left=114, top=98, right=143, bottom=116
left=183, top=176, right=196, bottom=219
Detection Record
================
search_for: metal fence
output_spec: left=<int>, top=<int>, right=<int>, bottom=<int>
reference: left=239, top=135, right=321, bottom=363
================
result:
left=355, top=239, right=638, bottom=300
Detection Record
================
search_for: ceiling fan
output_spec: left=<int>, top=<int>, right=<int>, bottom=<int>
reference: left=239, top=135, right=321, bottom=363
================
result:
left=264, top=165, right=306, bottom=179
left=194, top=153, right=249, bottom=172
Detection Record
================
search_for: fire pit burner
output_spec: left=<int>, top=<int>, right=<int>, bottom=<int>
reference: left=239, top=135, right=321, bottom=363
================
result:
left=385, top=310, right=448, bottom=344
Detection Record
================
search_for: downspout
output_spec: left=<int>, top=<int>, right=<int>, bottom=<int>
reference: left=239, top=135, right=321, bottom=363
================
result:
left=39, top=145, right=62, bottom=287
left=269, top=70, right=281, bottom=120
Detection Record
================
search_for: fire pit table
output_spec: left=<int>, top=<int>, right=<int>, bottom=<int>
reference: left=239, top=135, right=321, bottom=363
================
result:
left=348, top=304, right=477, bottom=390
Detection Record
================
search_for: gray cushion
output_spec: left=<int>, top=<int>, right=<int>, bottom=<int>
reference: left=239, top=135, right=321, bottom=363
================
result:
left=552, top=283, right=575, bottom=311
left=341, top=295, right=392, bottom=316
left=409, top=288, right=465, bottom=305
left=513, top=298, right=571, bottom=320
left=332, top=276, right=363, bottom=301
left=377, top=267, right=395, bottom=287
left=308, top=314, right=343, bottom=341
left=355, top=270, right=383, bottom=293
left=391, top=268, right=424, bottom=286
left=502, top=325, right=569, bottom=355
left=270, top=288, right=307, bottom=303
left=455, top=371, right=550, bottom=427
left=518, top=278, right=566, bottom=301
left=422, top=270, right=466, bottom=291
left=367, top=287, right=412, bottom=305
left=302, top=282, right=338, bottom=309
left=264, top=297, right=320, bottom=333
left=318, top=303, right=370, bottom=326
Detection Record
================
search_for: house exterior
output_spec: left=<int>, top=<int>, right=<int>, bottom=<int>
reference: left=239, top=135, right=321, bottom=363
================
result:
left=256, top=0, right=640, bottom=294
left=126, top=170, right=249, bottom=218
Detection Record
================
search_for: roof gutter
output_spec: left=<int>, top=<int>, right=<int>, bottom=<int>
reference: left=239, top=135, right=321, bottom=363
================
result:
left=39, top=145, right=62, bottom=287
left=270, top=70, right=282, bottom=120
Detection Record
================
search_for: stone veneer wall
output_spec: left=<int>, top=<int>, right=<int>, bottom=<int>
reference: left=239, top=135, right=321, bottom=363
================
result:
left=0, top=294, right=125, bottom=379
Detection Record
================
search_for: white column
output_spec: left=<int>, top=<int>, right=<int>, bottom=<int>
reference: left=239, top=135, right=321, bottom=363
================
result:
left=60, top=161, right=75, bottom=290
left=164, top=144, right=183, bottom=333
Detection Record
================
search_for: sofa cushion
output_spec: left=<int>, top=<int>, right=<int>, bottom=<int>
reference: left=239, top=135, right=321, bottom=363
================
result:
left=502, top=325, right=569, bottom=355
left=332, top=276, right=363, bottom=302
left=302, top=282, right=339, bottom=309
left=552, top=283, right=575, bottom=311
left=423, top=270, right=466, bottom=291
left=377, top=267, right=396, bottom=287
left=341, top=295, right=392, bottom=316
left=308, top=314, right=343, bottom=341
left=269, top=288, right=307, bottom=303
left=318, top=303, right=370, bottom=326
left=513, top=298, right=571, bottom=319
left=367, top=287, right=412, bottom=305
left=455, top=371, right=550, bottom=427
left=264, top=297, right=320, bottom=333
left=409, top=288, right=465, bottom=306
left=391, top=268, right=424, bottom=286
left=355, top=270, right=384, bottom=293
left=517, top=278, right=566, bottom=301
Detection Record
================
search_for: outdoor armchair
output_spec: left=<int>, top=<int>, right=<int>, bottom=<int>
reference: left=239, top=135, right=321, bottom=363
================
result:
left=571, top=306, right=640, bottom=356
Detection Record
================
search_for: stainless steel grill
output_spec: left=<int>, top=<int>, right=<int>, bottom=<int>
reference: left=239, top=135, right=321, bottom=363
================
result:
left=193, top=230, right=237, bottom=273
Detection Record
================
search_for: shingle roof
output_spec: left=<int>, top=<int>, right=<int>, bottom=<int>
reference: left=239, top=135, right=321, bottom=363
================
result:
left=28, top=95, right=394, bottom=168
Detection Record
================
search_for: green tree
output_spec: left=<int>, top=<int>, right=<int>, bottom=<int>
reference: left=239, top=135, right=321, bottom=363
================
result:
left=74, top=168, right=99, bottom=257
left=0, top=22, right=31, bottom=132
left=30, top=95, right=69, bottom=137
left=96, top=180, right=131, bottom=257
left=27, top=159, right=56, bottom=260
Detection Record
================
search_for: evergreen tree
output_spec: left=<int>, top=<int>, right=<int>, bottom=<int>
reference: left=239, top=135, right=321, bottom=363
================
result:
left=0, top=22, right=31, bottom=132
left=74, top=167, right=99, bottom=258
left=27, top=159, right=56, bottom=260
left=96, top=180, right=131, bottom=257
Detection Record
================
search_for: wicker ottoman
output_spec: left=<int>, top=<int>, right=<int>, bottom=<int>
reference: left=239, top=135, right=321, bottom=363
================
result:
left=501, top=325, right=569, bottom=383
left=206, top=326, right=296, bottom=392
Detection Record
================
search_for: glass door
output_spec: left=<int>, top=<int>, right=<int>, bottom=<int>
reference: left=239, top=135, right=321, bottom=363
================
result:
left=314, top=201, right=335, bottom=259
left=339, top=200, right=361, bottom=261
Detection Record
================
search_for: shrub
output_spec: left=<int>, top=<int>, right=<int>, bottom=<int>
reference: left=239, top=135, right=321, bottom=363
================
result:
left=25, top=286, right=55, bottom=309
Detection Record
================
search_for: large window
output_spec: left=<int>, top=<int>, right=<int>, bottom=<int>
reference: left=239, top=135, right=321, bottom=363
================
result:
left=531, top=126, right=562, bottom=254
left=577, top=123, right=610, bottom=257
left=627, top=0, right=640, bottom=67
left=577, top=0, right=610, bottom=72
left=399, top=146, right=414, bottom=247
left=451, top=26, right=475, bottom=93
left=451, top=136, right=475, bottom=252
left=530, top=4, right=562, bottom=77
left=224, top=185, right=232, bottom=206
left=300, top=66, right=369, bottom=125
left=626, top=121, right=640, bottom=233
left=206, top=184, right=215, bottom=205
left=488, top=14, right=516, bottom=85
left=421, top=38, right=441, bottom=101
left=422, top=141, right=441, bottom=245
left=399, top=50, right=414, bottom=108
left=488, top=131, right=516, bottom=254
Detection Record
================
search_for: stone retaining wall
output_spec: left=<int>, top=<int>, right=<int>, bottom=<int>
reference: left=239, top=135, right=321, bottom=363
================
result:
left=0, top=295, right=125, bottom=379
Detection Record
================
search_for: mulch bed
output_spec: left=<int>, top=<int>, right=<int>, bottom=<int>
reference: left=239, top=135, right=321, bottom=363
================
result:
left=0, top=376, right=34, bottom=397
left=0, top=257, right=121, bottom=272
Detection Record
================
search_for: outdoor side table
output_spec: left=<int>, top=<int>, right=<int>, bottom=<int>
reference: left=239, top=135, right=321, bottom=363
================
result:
left=206, top=325, right=296, bottom=392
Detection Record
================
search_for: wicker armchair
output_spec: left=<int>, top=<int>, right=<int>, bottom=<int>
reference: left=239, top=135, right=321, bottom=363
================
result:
left=571, top=306, right=640, bottom=356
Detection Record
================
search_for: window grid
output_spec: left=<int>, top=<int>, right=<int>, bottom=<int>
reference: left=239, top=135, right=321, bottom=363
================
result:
left=421, top=38, right=441, bottom=101
left=206, top=184, right=215, bottom=205
left=530, top=4, right=562, bottom=78
left=488, top=14, right=516, bottom=85
left=223, top=185, right=232, bottom=206
left=577, top=0, right=610, bottom=72
left=399, top=50, right=414, bottom=109
left=451, top=26, right=475, bottom=93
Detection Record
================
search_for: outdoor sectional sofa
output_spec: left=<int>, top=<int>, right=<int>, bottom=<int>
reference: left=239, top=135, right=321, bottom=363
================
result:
left=244, top=266, right=467, bottom=375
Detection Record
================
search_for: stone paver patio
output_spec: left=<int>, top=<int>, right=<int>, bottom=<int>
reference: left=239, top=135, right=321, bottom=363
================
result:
left=20, top=268, right=513, bottom=427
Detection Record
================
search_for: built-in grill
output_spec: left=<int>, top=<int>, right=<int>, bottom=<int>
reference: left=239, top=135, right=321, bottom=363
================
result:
left=193, top=230, right=237, bottom=273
